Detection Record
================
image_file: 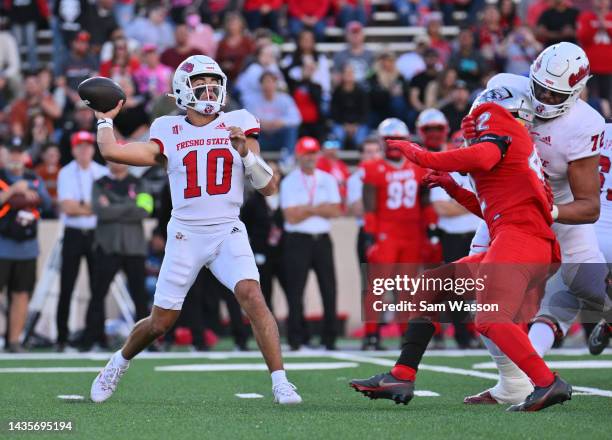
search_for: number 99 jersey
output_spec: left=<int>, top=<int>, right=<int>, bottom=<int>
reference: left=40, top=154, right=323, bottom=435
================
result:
left=150, top=109, right=260, bottom=225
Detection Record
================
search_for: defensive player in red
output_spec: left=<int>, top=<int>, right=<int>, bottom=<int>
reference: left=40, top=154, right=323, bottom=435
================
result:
left=361, top=118, right=427, bottom=350
left=350, top=87, right=572, bottom=412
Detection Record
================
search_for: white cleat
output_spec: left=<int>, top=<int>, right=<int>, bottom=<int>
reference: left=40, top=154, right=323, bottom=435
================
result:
left=90, top=355, right=129, bottom=403
left=272, top=382, right=303, bottom=405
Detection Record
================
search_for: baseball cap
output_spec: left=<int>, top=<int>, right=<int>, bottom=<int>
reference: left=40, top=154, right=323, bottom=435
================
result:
left=295, top=137, right=320, bottom=156
left=75, top=31, right=90, bottom=42
left=346, top=21, right=363, bottom=33
left=71, top=131, right=95, bottom=148
left=322, top=138, right=341, bottom=150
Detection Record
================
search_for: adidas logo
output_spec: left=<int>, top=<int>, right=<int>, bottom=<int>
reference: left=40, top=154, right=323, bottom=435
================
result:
left=231, top=227, right=240, bottom=234
left=215, top=122, right=227, bottom=129
left=540, top=136, right=551, bottom=145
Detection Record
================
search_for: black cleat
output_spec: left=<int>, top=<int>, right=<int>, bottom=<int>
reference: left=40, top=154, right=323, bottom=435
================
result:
left=588, top=319, right=610, bottom=355
left=350, top=372, right=414, bottom=405
left=506, top=373, right=572, bottom=412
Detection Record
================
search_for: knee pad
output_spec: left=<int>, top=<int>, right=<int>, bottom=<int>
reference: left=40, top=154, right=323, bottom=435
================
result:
left=562, top=263, right=609, bottom=310
left=529, top=315, right=564, bottom=345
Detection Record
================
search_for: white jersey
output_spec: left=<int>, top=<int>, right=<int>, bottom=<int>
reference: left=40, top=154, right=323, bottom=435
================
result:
left=595, top=123, right=612, bottom=263
left=488, top=73, right=605, bottom=204
left=150, top=109, right=259, bottom=225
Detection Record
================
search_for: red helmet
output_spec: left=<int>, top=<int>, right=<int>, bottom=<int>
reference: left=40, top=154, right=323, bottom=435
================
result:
left=416, top=109, right=449, bottom=151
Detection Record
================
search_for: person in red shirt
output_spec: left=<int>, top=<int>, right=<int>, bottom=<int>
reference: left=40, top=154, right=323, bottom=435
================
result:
left=99, top=38, right=140, bottom=79
left=216, top=13, right=257, bottom=82
left=287, top=0, right=330, bottom=41
left=351, top=87, right=572, bottom=412
left=244, top=0, right=283, bottom=34
left=316, top=139, right=350, bottom=205
left=577, top=0, right=612, bottom=102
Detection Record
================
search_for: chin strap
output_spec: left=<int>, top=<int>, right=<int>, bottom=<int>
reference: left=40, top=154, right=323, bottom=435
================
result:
left=242, top=150, right=273, bottom=189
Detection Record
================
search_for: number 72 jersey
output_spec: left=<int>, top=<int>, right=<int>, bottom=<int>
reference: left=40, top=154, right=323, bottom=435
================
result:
left=150, top=109, right=260, bottom=225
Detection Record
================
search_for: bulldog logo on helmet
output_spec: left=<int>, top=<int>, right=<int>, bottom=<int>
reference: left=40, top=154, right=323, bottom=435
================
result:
left=180, top=62, right=194, bottom=73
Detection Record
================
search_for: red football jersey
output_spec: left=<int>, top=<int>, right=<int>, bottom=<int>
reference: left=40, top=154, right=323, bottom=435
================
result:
left=362, top=158, right=426, bottom=237
left=466, top=102, right=554, bottom=240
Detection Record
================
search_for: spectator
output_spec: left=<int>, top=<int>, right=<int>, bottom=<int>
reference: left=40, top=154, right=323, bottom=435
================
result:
left=448, top=28, right=488, bottom=90
left=160, top=24, right=201, bottom=70
left=125, top=3, right=175, bottom=51
left=79, top=161, right=150, bottom=351
left=55, top=131, right=108, bottom=351
left=25, top=113, right=51, bottom=164
left=185, top=12, right=218, bottom=57
left=240, top=162, right=286, bottom=311
left=316, top=138, right=350, bottom=204
left=281, top=29, right=332, bottom=104
left=367, top=50, right=409, bottom=128
left=56, top=31, right=99, bottom=103
left=577, top=0, right=612, bottom=103
left=99, top=37, right=140, bottom=80
left=394, top=0, right=430, bottom=26
left=287, top=59, right=325, bottom=140
left=280, top=137, right=341, bottom=350
left=145, top=228, right=165, bottom=303
left=333, top=0, right=369, bottom=28
left=581, top=85, right=611, bottom=119
left=425, top=12, right=451, bottom=64
left=99, top=27, right=139, bottom=63
left=243, top=0, right=283, bottom=34
left=216, top=12, right=256, bottom=83
left=332, top=21, right=374, bottom=84
left=83, top=0, right=118, bottom=55
left=244, top=71, right=301, bottom=152
left=409, top=48, right=440, bottom=114
left=112, top=76, right=150, bottom=141
left=424, top=67, right=458, bottom=109
left=287, top=0, right=330, bottom=41
left=498, top=26, right=542, bottom=76
left=331, top=64, right=370, bottom=149
left=536, top=0, right=579, bottom=46
left=9, top=71, right=61, bottom=140
left=58, top=101, right=96, bottom=166
left=34, top=143, right=61, bottom=216
left=0, top=20, right=21, bottom=100
left=0, top=142, right=51, bottom=352
left=6, top=0, right=49, bottom=71
left=133, top=44, right=173, bottom=98
left=236, top=44, right=286, bottom=105
left=53, top=0, right=90, bottom=48
left=440, top=80, right=471, bottom=135
left=498, top=0, right=520, bottom=36
left=477, top=5, right=504, bottom=64
left=396, top=34, right=428, bottom=82
left=113, top=0, right=136, bottom=29
left=442, top=0, right=485, bottom=26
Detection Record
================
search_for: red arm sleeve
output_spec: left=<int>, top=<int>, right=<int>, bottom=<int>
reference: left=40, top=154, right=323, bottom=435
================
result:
left=576, top=13, right=597, bottom=44
left=414, top=142, right=502, bottom=173
left=445, top=185, right=484, bottom=218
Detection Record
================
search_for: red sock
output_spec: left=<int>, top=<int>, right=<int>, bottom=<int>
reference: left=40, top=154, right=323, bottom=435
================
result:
left=479, top=322, right=554, bottom=388
left=365, top=323, right=378, bottom=336
left=391, top=364, right=416, bottom=382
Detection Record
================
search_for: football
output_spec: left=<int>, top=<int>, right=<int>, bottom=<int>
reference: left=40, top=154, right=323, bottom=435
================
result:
left=77, top=76, right=126, bottom=113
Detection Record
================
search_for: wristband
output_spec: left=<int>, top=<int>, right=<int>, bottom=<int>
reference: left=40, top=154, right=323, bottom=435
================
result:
left=241, top=150, right=257, bottom=167
left=551, top=204, right=559, bottom=221
left=97, top=118, right=113, bottom=130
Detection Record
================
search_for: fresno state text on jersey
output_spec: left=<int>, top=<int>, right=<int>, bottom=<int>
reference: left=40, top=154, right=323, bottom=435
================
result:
left=150, top=109, right=260, bottom=225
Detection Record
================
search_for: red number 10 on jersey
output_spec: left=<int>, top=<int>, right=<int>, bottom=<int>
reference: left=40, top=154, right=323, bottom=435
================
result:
left=182, top=149, right=234, bottom=198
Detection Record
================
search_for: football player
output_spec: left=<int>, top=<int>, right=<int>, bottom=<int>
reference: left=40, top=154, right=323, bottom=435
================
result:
left=350, top=87, right=572, bottom=412
left=89, top=55, right=302, bottom=405
left=463, top=43, right=609, bottom=405
left=360, top=118, right=427, bottom=350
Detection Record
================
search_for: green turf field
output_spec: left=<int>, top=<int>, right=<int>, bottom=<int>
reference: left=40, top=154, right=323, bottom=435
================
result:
left=0, top=348, right=610, bottom=440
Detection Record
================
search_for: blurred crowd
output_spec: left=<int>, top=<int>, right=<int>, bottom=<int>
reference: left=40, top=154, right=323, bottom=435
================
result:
left=0, top=0, right=611, bottom=352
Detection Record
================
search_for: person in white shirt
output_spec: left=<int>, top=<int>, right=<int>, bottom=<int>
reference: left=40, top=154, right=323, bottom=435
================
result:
left=55, top=131, right=108, bottom=351
left=280, top=137, right=342, bottom=350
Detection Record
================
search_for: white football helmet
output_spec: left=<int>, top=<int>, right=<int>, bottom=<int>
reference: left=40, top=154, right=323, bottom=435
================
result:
left=416, top=109, right=449, bottom=150
left=470, top=86, right=535, bottom=127
left=529, top=42, right=590, bottom=119
left=172, top=55, right=227, bottom=115
left=377, top=118, right=410, bottom=139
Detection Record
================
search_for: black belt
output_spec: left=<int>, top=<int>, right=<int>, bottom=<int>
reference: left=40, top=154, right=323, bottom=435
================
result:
left=65, top=226, right=94, bottom=235
left=287, top=231, right=330, bottom=240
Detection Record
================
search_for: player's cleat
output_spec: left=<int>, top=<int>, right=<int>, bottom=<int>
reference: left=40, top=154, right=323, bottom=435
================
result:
left=506, top=373, right=571, bottom=412
left=588, top=319, right=610, bottom=355
left=349, top=372, right=414, bottom=405
left=272, top=382, right=302, bottom=405
left=90, top=353, right=129, bottom=403
left=463, top=390, right=500, bottom=405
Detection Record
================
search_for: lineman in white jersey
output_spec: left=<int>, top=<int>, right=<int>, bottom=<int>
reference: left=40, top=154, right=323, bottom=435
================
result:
left=588, top=123, right=612, bottom=355
left=89, top=55, right=302, bottom=405
left=464, top=43, right=610, bottom=405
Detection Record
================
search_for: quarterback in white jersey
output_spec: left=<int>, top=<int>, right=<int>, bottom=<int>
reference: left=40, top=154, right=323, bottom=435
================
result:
left=464, top=43, right=609, bottom=405
left=88, top=55, right=302, bottom=405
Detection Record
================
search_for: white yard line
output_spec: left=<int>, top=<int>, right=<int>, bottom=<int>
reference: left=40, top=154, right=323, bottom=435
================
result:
left=0, top=367, right=101, bottom=373
left=473, top=360, right=612, bottom=370
left=155, top=362, right=358, bottom=372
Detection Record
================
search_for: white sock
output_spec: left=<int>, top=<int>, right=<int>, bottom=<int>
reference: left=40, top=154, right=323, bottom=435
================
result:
left=112, top=350, right=130, bottom=368
left=482, top=336, right=532, bottom=401
left=271, top=370, right=287, bottom=387
left=528, top=322, right=555, bottom=358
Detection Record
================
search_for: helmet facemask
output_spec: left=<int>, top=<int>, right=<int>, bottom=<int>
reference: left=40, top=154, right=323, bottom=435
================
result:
left=529, top=78, right=580, bottom=120
left=183, top=74, right=226, bottom=115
